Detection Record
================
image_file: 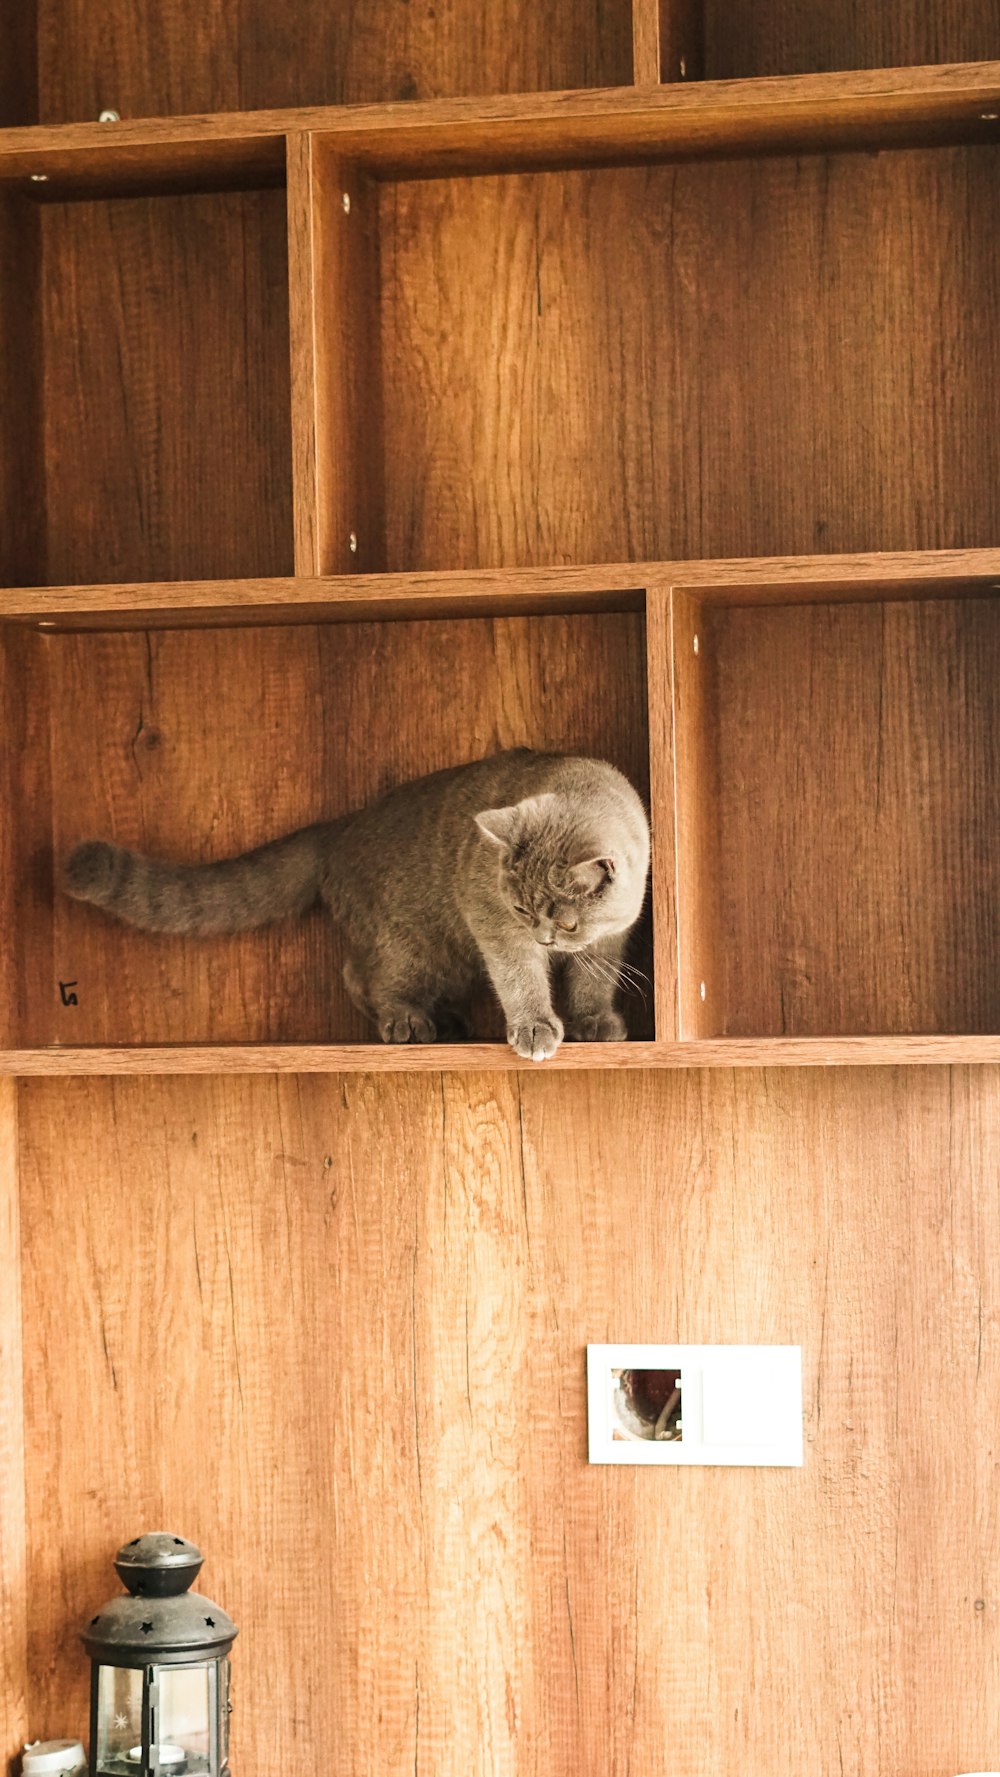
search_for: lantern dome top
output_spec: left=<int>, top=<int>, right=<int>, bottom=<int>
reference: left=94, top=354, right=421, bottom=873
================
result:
left=114, top=1532, right=203, bottom=1597
left=81, top=1533, right=237, bottom=1668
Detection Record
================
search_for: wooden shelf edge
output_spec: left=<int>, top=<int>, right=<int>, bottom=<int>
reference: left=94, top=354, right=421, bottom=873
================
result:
left=2, top=64, right=1000, bottom=191
left=1, top=547, right=999, bottom=627
left=4, top=1035, right=1000, bottom=1075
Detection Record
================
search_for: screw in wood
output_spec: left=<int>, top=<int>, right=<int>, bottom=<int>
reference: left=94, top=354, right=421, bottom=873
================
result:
left=30, top=173, right=48, bottom=182
left=982, top=112, right=999, bottom=120
left=342, top=191, right=351, bottom=213
left=98, top=109, right=121, bottom=122
left=693, top=633, right=699, bottom=653
left=679, top=57, right=688, bottom=77
left=699, top=981, right=706, bottom=1001
left=349, top=532, right=358, bottom=553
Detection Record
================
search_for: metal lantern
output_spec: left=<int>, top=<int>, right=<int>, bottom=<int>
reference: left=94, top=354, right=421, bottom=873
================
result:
left=81, top=1535, right=237, bottom=1777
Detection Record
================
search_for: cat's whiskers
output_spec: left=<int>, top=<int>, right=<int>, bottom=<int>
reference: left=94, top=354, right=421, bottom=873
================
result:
left=576, top=947, right=650, bottom=1009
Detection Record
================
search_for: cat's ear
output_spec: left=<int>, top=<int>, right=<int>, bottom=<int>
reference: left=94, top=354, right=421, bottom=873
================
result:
left=475, top=804, right=522, bottom=849
left=475, top=794, right=557, bottom=849
left=567, top=854, right=616, bottom=895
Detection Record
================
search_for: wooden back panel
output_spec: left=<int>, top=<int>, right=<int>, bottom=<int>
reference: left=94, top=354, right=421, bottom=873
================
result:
left=16, top=1064, right=1000, bottom=1775
left=40, top=189, right=293, bottom=588
left=35, top=0, right=633, bottom=123
left=0, top=196, right=43, bottom=588
left=702, top=0, right=1000, bottom=79
left=40, top=611, right=652, bottom=1047
left=0, top=630, right=52, bottom=1050
left=696, top=596, right=1000, bottom=1036
left=379, top=147, right=1000, bottom=571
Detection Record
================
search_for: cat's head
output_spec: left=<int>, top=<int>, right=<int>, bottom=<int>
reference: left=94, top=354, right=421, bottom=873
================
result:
left=474, top=791, right=646, bottom=951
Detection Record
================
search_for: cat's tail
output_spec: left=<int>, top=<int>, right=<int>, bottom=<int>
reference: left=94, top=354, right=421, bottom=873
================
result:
left=62, top=821, right=343, bottom=936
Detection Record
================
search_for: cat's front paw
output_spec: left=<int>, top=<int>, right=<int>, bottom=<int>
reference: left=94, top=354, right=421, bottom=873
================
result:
left=508, top=1015, right=563, bottom=1061
left=565, top=1009, right=627, bottom=1042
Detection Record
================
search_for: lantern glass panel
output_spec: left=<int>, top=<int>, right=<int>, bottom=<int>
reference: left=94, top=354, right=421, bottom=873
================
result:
left=96, top=1666, right=143, bottom=1775
left=158, top=1665, right=214, bottom=1774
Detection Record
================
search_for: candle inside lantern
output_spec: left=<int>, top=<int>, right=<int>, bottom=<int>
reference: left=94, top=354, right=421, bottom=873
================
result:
left=125, top=1750, right=187, bottom=1772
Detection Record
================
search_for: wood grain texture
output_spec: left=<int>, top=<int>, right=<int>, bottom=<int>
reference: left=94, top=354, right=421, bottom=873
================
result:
left=1, top=550, right=999, bottom=629
left=309, top=148, right=387, bottom=575
left=0, top=196, right=44, bottom=589
left=669, top=590, right=720, bottom=1039
left=700, top=597, right=1000, bottom=1036
left=0, top=629, right=52, bottom=1049
left=661, top=0, right=705, bottom=80
left=39, top=612, right=651, bottom=1047
left=0, top=0, right=37, bottom=128
left=288, top=135, right=391, bottom=576
left=7, top=1034, right=1000, bottom=1074
left=15, top=1065, right=1000, bottom=1774
left=39, top=189, right=293, bottom=587
left=380, top=147, right=1000, bottom=571
left=0, top=1079, right=27, bottom=1771
left=285, top=134, right=321, bottom=578
left=703, top=0, right=1000, bottom=79
left=633, top=0, right=704, bottom=82
left=5, top=67, right=1000, bottom=193
left=632, top=0, right=667, bottom=83
left=34, top=0, right=632, bottom=123
left=641, top=588, right=679, bottom=1038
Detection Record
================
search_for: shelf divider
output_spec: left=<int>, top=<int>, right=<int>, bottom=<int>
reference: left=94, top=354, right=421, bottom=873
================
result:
left=670, top=588, right=721, bottom=1039
left=644, top=585, right=680, bottom=1039
left=286, top=132, right=322, bottom=576
left=288, top=135, right=386, bottom=576
left=632, top=0, right=704, bottom=84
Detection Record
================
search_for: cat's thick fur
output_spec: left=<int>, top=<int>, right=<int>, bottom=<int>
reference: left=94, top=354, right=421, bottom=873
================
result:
left=63, top=749, right=650, bottom=1060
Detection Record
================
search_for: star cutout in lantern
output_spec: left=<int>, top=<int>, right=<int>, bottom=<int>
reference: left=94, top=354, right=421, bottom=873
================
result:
left=114, top=1714, right=129, bottom=1732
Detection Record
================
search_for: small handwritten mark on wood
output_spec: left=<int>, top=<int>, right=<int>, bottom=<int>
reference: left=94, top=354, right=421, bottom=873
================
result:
left=59, top=981, right=79, bottom=1006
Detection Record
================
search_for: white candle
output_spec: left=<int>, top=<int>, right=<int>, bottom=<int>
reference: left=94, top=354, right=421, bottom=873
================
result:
left=125, top=1748, right=187, bottom=1771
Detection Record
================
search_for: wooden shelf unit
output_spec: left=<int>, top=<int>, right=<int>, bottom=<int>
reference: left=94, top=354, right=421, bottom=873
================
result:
left=3, top=27, right=1000, bottom=1777
left=295, top=133, right=1000, bottom=576
left=2, top=552, right=999, bottom=1069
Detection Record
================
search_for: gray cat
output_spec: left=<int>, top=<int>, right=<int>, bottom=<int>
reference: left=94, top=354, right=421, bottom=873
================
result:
left=63, top=748, right=650, bottom=1060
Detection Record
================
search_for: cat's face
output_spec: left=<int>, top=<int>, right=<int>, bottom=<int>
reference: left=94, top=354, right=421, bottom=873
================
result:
left=475, top=793, right=641, bottom=951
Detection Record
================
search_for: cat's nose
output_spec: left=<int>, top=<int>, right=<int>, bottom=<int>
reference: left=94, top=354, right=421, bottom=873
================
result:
left=537, top=934, right=555, bottom=947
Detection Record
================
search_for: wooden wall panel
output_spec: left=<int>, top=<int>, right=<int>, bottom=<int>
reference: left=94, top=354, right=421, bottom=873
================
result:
left=16, top=1065, right=1000, bottom=1775
left=35, top=0, right=633, bottom=123
left=43, top=612, right=652, bottom=1047
left=40, top=190, right=293, bottom=588
left=702, top=0, right=1000, bottom=79
left=0, top=1080, right=27, bottom=1771
left=380, top=147, right=1000, bottom=571
left=0, top=629, right=52, bottom=1049
left=0, top=195, right=44, bottom=587
left=699, top=597, right=1000, bottom=1037
left=0, top=0, right=37, bottom=126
